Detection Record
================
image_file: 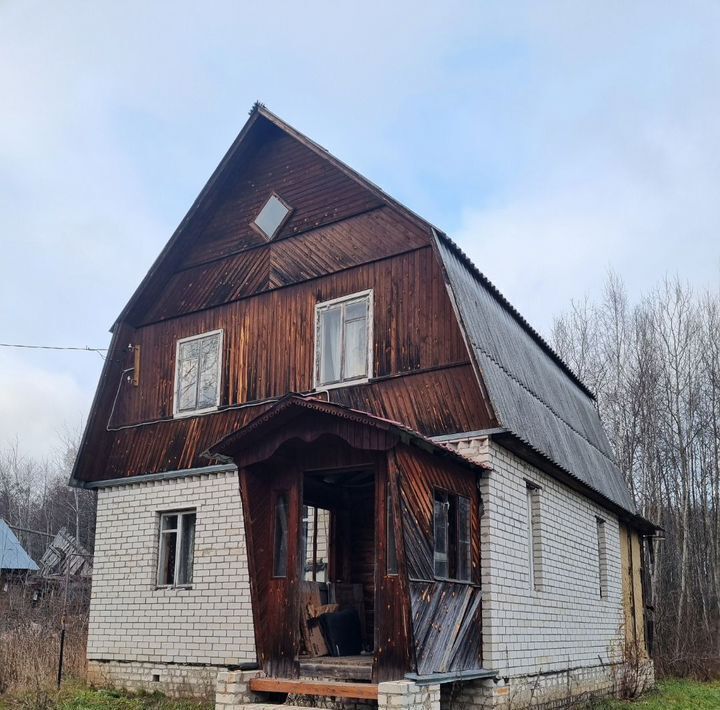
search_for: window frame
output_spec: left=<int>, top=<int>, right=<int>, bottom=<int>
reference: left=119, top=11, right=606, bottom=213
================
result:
left=250, top=192, right=294, bottom=241
left=173, top=329, right=224, bottom=418
left=432, top=487, right=473, bottom=583
left=156, top=509, right=197, bottom=589
left=313, top=289, right=373, bottom=391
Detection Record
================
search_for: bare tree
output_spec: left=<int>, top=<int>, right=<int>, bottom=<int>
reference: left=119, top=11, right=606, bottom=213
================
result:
left=553, top=272, right=720, bottom=679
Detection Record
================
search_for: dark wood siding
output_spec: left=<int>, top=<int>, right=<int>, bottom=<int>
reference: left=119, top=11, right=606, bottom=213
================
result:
left=180, top=123, right=384, bottom=268
left=74, top=116, right=498, bottom=485
left=115, top=247, right=467, bottom=426
left=396, top=446, right=484, bottom=675
left=139, top=208, right=427, bottom=325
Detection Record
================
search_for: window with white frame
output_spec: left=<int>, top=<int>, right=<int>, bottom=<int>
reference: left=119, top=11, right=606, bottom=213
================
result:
left=174, top=330, right=223, bottom=416
left=252, top=193, right=293, bottom=240
left=315, top=291, right=372, bottom=388
left=157, top=510, right=196, bottom=587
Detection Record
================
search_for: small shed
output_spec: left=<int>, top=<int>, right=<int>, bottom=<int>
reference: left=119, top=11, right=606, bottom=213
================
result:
left=0, top=519, right=39, bottom=596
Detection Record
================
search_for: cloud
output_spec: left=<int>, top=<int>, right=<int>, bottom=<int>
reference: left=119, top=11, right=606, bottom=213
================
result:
left=0, top=353, right=91, bottom=460
left=1, top=0, right=719, bottom=454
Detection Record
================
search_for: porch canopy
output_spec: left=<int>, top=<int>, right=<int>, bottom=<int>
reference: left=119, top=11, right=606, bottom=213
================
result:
left=205, top=395, right=490, bottom=685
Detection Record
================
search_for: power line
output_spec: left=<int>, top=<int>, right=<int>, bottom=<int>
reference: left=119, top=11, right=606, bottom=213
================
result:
left=0, top=342, right=107, bottom=359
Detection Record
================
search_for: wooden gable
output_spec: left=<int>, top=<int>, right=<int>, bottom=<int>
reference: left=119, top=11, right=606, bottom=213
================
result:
left=71, top=107, right=496, bottom=485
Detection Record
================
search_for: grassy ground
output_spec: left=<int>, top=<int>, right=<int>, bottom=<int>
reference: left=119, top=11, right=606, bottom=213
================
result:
left=599, top=679, right=720, bottom=709
left=0, top=684, right=212, bottom=710
left=2, top=679, right=719, bottom=709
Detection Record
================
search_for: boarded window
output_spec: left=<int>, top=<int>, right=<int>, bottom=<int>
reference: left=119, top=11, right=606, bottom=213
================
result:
left=597, top=517, right=608, bottom=598
left=174, top=330, right=223, bottom=416
left=157, top=510, right=196, bottom=587
left=433, top=489, right=472, bottom=582
left=315, top=291, right=372, bottom=387
left=526, top=482, right=542, bottom=591
left=273, top=492, right=290, bottom=578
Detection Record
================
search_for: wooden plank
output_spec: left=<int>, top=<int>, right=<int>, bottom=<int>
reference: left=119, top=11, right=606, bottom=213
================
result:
left=249, top=677, right=378, bottom=700
left=299, top=656, right=373, bottom=681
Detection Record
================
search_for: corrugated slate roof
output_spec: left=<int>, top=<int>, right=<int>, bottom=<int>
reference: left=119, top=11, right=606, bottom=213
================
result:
left=435, top=233, right=637, bottom=514
left=0, top=519, right=39, bottom=572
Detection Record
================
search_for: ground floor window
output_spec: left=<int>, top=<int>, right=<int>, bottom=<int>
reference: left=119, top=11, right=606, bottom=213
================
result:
left=157, top=510, right=196, bottom=587
left=433, top=488, right=471, bottom=581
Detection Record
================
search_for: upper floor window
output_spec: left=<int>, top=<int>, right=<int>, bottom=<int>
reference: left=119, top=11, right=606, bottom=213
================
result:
left=252, top=193, right=293, bottom=240
left=174, top=330, right=223, bottom=417
left=315, top=290, right=372, bottom=389
left=433, top=488, right=471, bottom=582
left=157, top=509, right=196, bottom=588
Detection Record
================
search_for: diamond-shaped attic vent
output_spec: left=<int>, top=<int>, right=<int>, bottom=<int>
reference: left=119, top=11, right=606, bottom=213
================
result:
left=253, top=194, right=292, bottom=240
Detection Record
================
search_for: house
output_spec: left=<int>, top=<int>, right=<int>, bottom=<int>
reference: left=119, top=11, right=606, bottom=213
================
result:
left=71, top=104, right=657, bottom=709
left=0, top=519, right=39, bottom=606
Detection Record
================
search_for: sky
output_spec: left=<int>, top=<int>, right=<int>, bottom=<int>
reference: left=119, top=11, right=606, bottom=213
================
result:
left=1, top=1, right=719, bottom=459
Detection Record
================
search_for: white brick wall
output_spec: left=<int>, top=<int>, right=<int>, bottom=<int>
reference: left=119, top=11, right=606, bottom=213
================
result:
left=87, top=469, right=256, bottom=667
left=448, top=438, right=625, bottom=678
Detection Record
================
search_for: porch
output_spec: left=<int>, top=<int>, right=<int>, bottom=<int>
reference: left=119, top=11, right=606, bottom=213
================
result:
left=206, top=395, right=492, bottom=690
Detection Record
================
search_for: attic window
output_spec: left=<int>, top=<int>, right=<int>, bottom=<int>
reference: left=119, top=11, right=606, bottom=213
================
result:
left=252, top=193, right=292, bottom=240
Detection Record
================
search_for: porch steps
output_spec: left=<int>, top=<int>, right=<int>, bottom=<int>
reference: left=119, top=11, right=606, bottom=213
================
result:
left=249, top=677, right=379, bottom=700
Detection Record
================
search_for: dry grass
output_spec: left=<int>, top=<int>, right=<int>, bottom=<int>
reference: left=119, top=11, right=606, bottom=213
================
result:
left=0, top=582, right=89, bottom=697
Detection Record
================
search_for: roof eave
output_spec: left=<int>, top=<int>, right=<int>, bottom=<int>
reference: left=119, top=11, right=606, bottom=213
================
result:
left=489, top=430, right=660, bottom=533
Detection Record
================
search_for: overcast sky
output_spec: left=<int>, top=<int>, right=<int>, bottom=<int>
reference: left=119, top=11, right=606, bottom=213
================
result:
left=2, top=1, right=719, bottom=458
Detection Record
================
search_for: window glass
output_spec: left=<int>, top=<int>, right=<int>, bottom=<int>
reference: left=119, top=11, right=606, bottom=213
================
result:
left=162, top=514, right=178, bottom=531
left=434, top=489, right=472, bottom=581
left=433, top=491, right=449, bottom=578
left=178, top=513, right=196, bottom=585
left=253, top=194, right=291, bottom=239
left=197, top=337, right=220, bottom=408
left=320, top=307, right=342, bottom=384
left=344, top=316, right=368, bottom=380
left=316, top=292, right=371, bottom=387
left=457, top=495, right=471, bottom=582
left=273, top=493, right=289, bottom=578
left=175, top=331, right=222, bottom=414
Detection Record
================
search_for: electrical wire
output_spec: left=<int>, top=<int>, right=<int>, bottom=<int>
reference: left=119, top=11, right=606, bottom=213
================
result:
left=0, top=343, right=107, bottom=359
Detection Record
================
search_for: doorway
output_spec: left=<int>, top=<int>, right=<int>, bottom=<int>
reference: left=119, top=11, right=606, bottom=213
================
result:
left=299, top=467, right=376, bottom=680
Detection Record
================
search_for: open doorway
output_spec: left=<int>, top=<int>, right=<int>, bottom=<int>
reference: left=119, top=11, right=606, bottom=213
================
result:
left=299, top=467, right=375, bottom=681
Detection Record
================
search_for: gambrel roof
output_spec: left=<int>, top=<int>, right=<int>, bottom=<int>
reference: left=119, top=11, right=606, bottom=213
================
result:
left=0, top=519, right=39, bottom=572
left=72, top=103, right=642, bottom=523
left=434, top=235, right=636, bottom=512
